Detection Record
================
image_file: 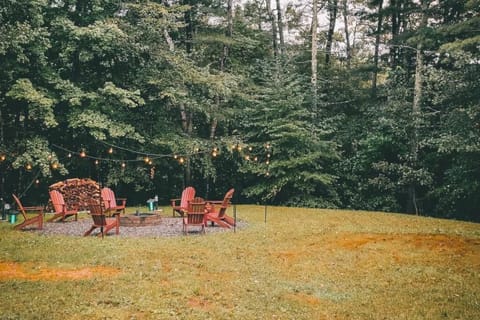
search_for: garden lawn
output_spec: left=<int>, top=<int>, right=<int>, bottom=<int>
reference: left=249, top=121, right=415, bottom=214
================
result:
left=1, top=205, right=479, bottom=319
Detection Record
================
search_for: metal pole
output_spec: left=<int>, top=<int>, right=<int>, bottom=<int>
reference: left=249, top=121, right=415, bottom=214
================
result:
left=264, top=204, right=267, bottom=224
left=233, top=203, right=236, bottom=233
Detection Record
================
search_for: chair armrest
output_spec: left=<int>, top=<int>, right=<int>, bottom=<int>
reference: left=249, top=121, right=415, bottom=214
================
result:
left=205, top=200, right=223, bottom=204
left=116, top=198, right=127, bottom=206
left=23, top=206, right=44, bottom=213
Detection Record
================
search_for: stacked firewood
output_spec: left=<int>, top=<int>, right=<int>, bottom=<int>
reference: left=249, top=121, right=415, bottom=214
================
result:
left=48, top=178, right=101, bottom=211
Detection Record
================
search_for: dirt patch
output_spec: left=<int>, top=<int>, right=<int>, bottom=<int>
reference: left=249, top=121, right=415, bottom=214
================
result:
left=0, top=261, right=121, bottom=281
left=334, top=233, right=480, bottom=255
left=187, top=296, right=213, bottom=311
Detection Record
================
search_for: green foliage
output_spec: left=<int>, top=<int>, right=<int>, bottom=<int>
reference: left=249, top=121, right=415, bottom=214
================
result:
left=240, top=60, right=339, bottom=206
left=0, top=0, right=479, bottom=220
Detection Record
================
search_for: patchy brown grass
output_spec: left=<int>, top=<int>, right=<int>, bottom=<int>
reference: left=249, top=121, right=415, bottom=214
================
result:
left=1, top=205, right=479, bottom=319
left=0, top=261, right=121, bottom=281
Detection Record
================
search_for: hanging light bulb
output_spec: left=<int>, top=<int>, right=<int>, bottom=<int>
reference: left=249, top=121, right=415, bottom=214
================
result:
left=80, top=150, right=86, bottom=158
left=68, top=153, right=72, bottom=158
left=173, top=154, right=178, bottom=159
left=94, top=160, right=99, bottom=165
left=248, top=146, right=253, bottom=151
left=212, top=150, right=217, bottom=157
left=25, top=163, right=32, bottom=170
left=35, top=179, right=40, bottom=185
left=245, top=155, right=250, bottom=160
left=266, top=160, right=270, bottom=165
left=0, top=154, right=5, bottom=161
left=51, top=162, right=59, bottom=170
left=121, top=162, right=126, bottom=169
left=179, top=157, right=185, bottom=164
left=144, top=156, right=150, bottom=163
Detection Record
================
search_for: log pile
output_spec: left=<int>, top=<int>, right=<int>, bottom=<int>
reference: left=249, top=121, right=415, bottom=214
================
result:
left=48, top=178, right=101, bottom=211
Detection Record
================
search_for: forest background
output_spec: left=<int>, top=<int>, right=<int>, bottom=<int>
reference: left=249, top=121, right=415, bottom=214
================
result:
left=0, top=0, right=478, bottom=221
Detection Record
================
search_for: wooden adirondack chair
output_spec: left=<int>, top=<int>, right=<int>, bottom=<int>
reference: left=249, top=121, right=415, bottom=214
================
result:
left=205, top=188, right=235, bottom=228
left=101, top=187, right=126, bottom=215
left=170, top=186, right=195, bottom=217
left=84, top=200, right=120, bottom=238
left=48, top=190, right=78, bottom=222
left=182, top=197, right=207, bottom=235
left=12, top=194, right=44, bottom=230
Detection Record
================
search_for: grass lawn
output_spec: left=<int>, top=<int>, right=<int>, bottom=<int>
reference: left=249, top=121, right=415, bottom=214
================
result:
left=1, top=205, right=479, bottom=319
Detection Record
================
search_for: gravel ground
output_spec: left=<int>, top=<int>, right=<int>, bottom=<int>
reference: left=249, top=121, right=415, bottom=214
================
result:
left=34, top=215, right=244, bottom=238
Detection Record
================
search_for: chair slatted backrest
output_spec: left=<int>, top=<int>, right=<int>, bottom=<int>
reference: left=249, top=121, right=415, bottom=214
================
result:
left=101, top=187, right=115, bottom=210
left=187, top=197, right=206, bottom=225
left=180, top=187, right=196, bottom=210
left=12, top=194, right=28, bottom=221
left=49, top=190, right=65, bottom=213
left=218, top=188, right=234, bottom=217
left=88, top=200, right=107, bottom=227
left=180, top=187, right=195, bottom=208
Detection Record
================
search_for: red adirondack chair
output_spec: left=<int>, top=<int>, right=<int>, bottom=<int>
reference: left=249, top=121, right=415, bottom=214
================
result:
left=84, top=199, right=120, bottom=238
left=48, top=190, right=78, bottom=222
left=101, top=187, right=126, bottom=215
left=12, top=194, right=44, bottom=230
left=183, top=197, right=207, bottom=235
left=170, top=186, right=195, bottom=217
left=205, top=188, right=235, bottom=228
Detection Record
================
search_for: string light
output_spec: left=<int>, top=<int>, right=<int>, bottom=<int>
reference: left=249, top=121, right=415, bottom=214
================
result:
left=94, top=160, right=99, bottom=165
left=108, top=147, right=113, bottom=154
left=51, top=162, right=59, bottom=170
left=121, top=162, right=126, bottom=169
left=0, top=154, right=5, bottom=161
left=179, top=157, right=184, bottom=164
left=80, top=150, right=86, bottom=158
left=144, top=156, right=150, bottom=164
left=25, top=163, right=32, bottom=170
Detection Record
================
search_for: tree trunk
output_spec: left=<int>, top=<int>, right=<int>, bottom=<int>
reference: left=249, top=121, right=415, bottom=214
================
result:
left=311, top=0, right=318, bottom=113
left=408, top=0, right=428, bottom=215
left=325, top=0, right=338, bottom=66
left=342, top=0, right=351, bottom=69
left=266, top=0, right=279, bottom=57
left=372, top=0, right=383, bottom=95
left=183, top=0, right=194, bottom=53
left=276, top=0, right=285, bottom=55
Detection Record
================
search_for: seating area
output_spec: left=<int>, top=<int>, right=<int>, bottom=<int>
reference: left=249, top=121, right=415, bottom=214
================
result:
left=12, top=194, right=44, bottom=231
left=101, top=187, right=127, bottom=215
left=48, top=190, right=78, bottom=222
left=84, top=199, right=120, bottom=238
left=170, top=186, right=195, bottom=217
left=8, top=185, right=236, bottom=237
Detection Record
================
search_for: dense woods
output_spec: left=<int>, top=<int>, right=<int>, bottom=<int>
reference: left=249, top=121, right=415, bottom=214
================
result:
left=0, top=0, right=479, bottom=221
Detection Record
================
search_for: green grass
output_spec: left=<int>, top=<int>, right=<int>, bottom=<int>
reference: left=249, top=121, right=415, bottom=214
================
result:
left=1, top=205, right=479, bottom=319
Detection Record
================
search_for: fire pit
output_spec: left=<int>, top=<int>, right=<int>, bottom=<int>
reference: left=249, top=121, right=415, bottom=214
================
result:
left=120, top=211, right=162, bottom=227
